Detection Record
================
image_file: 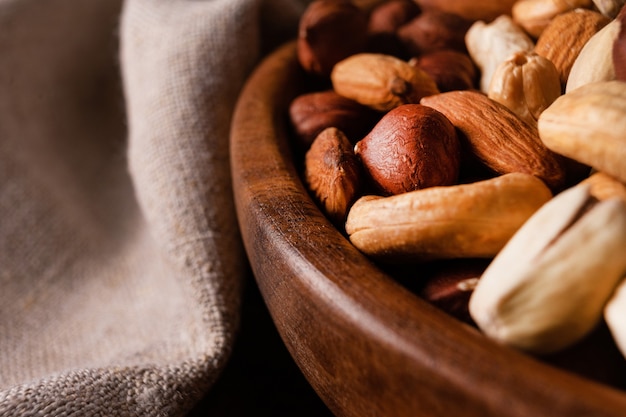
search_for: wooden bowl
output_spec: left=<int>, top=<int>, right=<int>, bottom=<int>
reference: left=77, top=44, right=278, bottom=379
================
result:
left=230, top=41, right=626, bottom=417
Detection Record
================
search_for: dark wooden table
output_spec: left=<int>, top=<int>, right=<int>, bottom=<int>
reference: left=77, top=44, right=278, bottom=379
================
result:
left=187, top=267, right=334, bottom=417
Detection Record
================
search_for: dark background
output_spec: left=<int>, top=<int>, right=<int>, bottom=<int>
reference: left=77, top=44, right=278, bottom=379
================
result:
left=187, top=268, right=335, bottom=417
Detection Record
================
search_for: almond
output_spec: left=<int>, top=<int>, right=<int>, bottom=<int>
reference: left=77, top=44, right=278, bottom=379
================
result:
left=421, top=90, right=566, bottom=191
left=534, top=9, right=610, bottom=88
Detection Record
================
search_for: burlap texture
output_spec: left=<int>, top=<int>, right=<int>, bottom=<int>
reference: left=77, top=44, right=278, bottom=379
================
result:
left=0, top=0, right=307, bottom=415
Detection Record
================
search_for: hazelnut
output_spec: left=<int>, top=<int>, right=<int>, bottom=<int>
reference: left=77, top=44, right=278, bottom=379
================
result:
left=354, top=104, right=461, bottom=195
left=397, top=8, right=473, bottom=55
left=410, top=49, right=477, bottom=92
left=367, top=0, right=421, bottom=34
left=305, top=127, right=362, bottom=225
left=297, top=0, right=369, bottom=77
left=289, top=90, right=382, bottom=148
left=417, top=259, right=490, bottom=325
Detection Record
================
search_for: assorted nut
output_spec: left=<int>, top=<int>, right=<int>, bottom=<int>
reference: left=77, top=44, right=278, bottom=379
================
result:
left=289, top=89, right=381, bottom=147
left=566, top=15, right=622, bottom=92
left=396, top=8, right=473, bottom=55
left=354, top=103, right=460, bottom=195
left=581, top=171, right=626, bottom=202
left=290, top=0, right=626, bottom=379
left=465, top=14, right=535, bottom=92
left=511, top=0, right=593, bottom=39
left=297, top=0, right=369, bottom=76
left=594, top=0, right=626, bottom=18
left=487, top=51, right=561, bottom=126
left=469, top=184, right=626, bottom=354
left=345, top=173, right=552, bottom=262
left=414, top=0, right=518, bottom=22
left=305, top=127, right=363, bottom=226
left=538, top=80, right=626, bottom=183
left=534, top=8, right=610, bottom=88
left=421, top=89, right=566, bottom=191
left=613, top=5, right=626, bottom=80
left=331, top=52, right=440, bottom=111
left=409, top=49, right=477, bottom=92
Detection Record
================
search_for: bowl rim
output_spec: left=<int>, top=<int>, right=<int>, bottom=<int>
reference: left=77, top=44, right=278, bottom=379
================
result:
left=230, top=40, right=626, bottom=417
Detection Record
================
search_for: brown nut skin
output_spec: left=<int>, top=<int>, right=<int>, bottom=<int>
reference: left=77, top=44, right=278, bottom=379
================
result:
left=365, top=0, right=421, bottom=58
left=534, top=9, right=610, bottom=88
left=297, top=0, right=369, bottom=77
left=397, top=9, right=473, bottom=55
left=410, top=49, right=477, bottom=92
left=512, top=0, right=593, bottom=39
left=331, top=53, right=440, bottom=112
left=415, top=259, right=490, bottom=325
left=354, top=104, right=461, bottom=196
left=305, top=127, right=362, bottom=226
left=289, top=90, right=382, bottom=149
left=367, top=0, right=421, bottom=34
left=421, top=90, right=567, bottom=191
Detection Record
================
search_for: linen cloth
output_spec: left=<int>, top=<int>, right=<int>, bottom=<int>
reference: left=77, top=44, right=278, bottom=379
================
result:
left=0, top=0, right=307, bottom=415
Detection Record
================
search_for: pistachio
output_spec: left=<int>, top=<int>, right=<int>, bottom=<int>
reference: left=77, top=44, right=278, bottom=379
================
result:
left=566, top=17, right=621, bottom=93
left=593, top=0, right=626, bottom=18
left=469, top=184, right=626, bottom=354
left=605, top=277, right=626, bottom=360
left=534, top=9, right=610, bottom=88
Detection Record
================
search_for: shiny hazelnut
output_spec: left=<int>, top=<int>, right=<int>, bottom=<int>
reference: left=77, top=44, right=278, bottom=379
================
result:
left=354, top=103, right=461, bottom=195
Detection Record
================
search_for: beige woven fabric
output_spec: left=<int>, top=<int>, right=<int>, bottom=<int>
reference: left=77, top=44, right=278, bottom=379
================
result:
left=0, top=0, right=307, bottom=415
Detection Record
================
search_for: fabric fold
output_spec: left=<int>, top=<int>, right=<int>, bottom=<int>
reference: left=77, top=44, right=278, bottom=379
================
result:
left=0, top=0, right=283, bottom=414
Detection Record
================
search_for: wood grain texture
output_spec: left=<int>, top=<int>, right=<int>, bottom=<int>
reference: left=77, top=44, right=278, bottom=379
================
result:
left=230, top=41, right=626, bottom=417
